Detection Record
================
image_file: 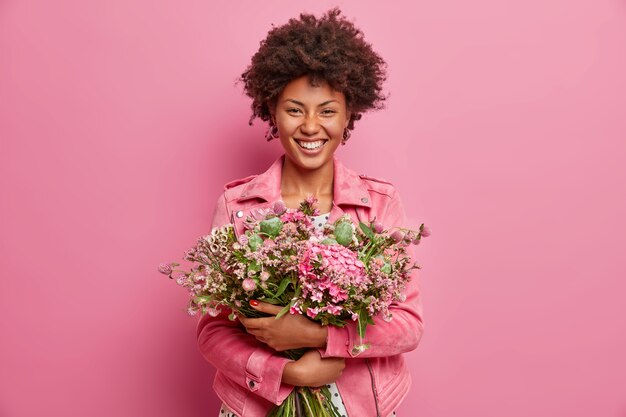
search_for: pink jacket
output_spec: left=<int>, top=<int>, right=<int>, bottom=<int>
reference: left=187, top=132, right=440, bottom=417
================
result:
left=196, top=154, right=425, bottom=417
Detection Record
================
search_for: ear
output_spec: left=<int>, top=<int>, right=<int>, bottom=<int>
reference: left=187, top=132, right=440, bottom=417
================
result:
left=345, top=107, right=352, bottom=129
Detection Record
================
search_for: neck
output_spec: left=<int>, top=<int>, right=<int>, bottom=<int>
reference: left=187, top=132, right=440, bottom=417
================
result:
left=280, top=156, right=334, bottom=200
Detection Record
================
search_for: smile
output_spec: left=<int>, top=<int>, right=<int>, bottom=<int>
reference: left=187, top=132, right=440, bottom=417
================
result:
left=294, top=139, right=328, bottom=150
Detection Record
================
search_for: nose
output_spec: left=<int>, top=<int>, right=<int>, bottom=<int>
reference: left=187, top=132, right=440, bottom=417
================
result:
left=299, top=113, right=320, bottom=136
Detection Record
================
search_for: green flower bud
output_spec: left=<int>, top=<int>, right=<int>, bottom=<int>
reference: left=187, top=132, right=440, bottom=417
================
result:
left=247, top=260, right=261, bottom=273
left=248, top=234, right=263, bottom=251
left=321, top=238, right=338, bottom=245
left=334, top=222, right=354, bottom=247
left=259, top=217, right=283, bottom=238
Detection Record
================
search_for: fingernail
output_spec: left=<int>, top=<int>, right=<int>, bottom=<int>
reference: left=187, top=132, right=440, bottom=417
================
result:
left=249, top=300, right=259, bottom=306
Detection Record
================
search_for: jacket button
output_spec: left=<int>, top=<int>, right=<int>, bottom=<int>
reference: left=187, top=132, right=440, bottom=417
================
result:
left=361, top=197, right=369, bottom=203
left=248, top=380, right=255, bottom=389
left=236, top=210, right=244, bottom=218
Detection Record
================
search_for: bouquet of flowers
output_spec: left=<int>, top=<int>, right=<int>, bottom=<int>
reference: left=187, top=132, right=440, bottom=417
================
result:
left=159, top=196, right=429, bottom=417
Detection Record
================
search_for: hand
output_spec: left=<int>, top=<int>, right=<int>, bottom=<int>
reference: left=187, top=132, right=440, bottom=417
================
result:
left=282, top=350, right=345, bottom=387
left=239, top=300, right=328, bottom=351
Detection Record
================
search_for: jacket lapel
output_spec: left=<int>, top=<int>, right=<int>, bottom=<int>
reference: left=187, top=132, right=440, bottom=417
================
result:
left=231, top=153, right=374, bottom=231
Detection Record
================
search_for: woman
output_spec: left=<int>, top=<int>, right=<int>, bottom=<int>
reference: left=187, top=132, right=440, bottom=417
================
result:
left=197, top=8, right=425, bottom=417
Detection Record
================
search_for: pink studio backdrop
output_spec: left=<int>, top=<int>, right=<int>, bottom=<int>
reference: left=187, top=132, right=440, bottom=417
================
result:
left=1, top=1, right=625, bottom=416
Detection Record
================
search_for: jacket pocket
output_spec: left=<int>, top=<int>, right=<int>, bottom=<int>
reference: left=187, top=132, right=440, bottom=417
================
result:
left=213, top=370, right=247, bottom=414
left=376, top=360, right=411, bottom=415
left=376, top=355, right=407, bottom=397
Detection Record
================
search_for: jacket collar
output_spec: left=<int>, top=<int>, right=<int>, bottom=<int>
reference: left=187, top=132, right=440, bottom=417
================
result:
left=238, top=153, right=372, bottom=208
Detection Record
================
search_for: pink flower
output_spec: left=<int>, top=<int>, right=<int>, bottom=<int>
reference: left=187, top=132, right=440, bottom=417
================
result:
left=420, top=226, right=431, bottom=237
left=328, top=284, right=342, bottom=298
left=390, top=230, right=405, bottom=243
left=283, top=223, right=298, bottom=234
left=372, top=222, right=384, bottom=234
left=251, top=208, right=271, bottom=220
left=273, top=200, right=287, bottom=215
left=311, top=290, right=323, bottom=302
left=305, top=195, right=318, bottom=206
left=259, top=271, right=270, bottom=281
left=306, top=307, right=320, bottom=319
left=242, top=278, right=257, bottom=292
left=325, top=304, right=343, bottom=315
left=290, top=302, right=302, bottom=315
left=158, top=263, right=172, bottom=275
left=280, top=211, right=294, bottom=222
left=238, top=235, right=249, bottom=245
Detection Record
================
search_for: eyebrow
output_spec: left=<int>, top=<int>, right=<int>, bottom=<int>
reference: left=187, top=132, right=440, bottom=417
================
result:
left=283, top=99, right=339, bottom=106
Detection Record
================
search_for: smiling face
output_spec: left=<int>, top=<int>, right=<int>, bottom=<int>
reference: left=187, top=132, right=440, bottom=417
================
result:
left=270, top=75, right=351, bottom=172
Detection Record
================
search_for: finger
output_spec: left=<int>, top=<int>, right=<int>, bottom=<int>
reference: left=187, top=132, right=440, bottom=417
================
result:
left=239, top=317, right=264, bottom=330
left=249, top=300, right=284, bottom=315
left=238, top=317, right=255, bottom=329
left=245, top=327, right=263, bottom=337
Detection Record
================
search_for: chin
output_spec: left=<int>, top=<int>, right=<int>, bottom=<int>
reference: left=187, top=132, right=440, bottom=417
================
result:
left=287, top=150, right=332, bottom=170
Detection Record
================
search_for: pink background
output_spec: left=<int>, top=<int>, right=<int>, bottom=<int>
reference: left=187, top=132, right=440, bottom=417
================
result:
left=1, top=1, right=625, bottom=416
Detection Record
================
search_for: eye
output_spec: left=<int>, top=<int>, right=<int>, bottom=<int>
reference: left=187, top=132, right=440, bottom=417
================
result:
left=286, top=108, right=302, bottom=115
left=320, top=109, right=337, bottom=116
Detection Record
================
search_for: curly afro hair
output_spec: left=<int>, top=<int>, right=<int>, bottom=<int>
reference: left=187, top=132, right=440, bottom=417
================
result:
left=239, top=7, right=388, bottom=132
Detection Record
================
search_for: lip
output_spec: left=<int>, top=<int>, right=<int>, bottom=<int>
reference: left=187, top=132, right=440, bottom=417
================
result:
left=294, top=138, right=329, bottom=143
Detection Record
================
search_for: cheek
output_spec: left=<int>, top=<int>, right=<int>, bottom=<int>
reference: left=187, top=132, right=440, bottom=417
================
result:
left=277, top=118, right=298, bottom=133
left=324, top=120, right=345, bottom=136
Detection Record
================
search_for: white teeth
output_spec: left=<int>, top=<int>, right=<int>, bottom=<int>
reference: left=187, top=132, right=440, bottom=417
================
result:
left=297, top=140, right=325, bottom=150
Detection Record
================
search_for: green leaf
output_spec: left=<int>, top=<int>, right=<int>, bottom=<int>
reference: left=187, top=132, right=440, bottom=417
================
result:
left=359, top=221, right=375, bottom=239
left=357, top=308, right=370, bottom=339
left=194, top=295, right=211, bottom=305
left=247, top=260, right=261, bottom=273
left=275, top=278, right=291, bottom=298
left=261, top=286, right=277, bottom=298
left=259, top=298, right=281, bottom=305
left=275, top=302, right=291, bottom=320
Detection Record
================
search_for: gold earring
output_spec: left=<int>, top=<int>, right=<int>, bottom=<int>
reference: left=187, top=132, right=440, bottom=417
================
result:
left=342, top=128, right=351, bottom=145
left=266, top=123, right=279, bottom=142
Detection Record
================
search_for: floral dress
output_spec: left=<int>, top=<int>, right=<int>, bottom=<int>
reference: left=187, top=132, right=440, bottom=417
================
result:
left=218, top=212, right=397, bottom=417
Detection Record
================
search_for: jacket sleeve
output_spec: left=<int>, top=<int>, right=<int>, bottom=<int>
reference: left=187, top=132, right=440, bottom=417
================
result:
left=319, top=188, right=425, bottom=359
left=195, top=191, right=295, bottom=405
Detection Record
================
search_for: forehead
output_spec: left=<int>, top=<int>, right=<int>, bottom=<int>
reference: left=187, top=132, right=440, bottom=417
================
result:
left=278, top=75, right=345, bottom=104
